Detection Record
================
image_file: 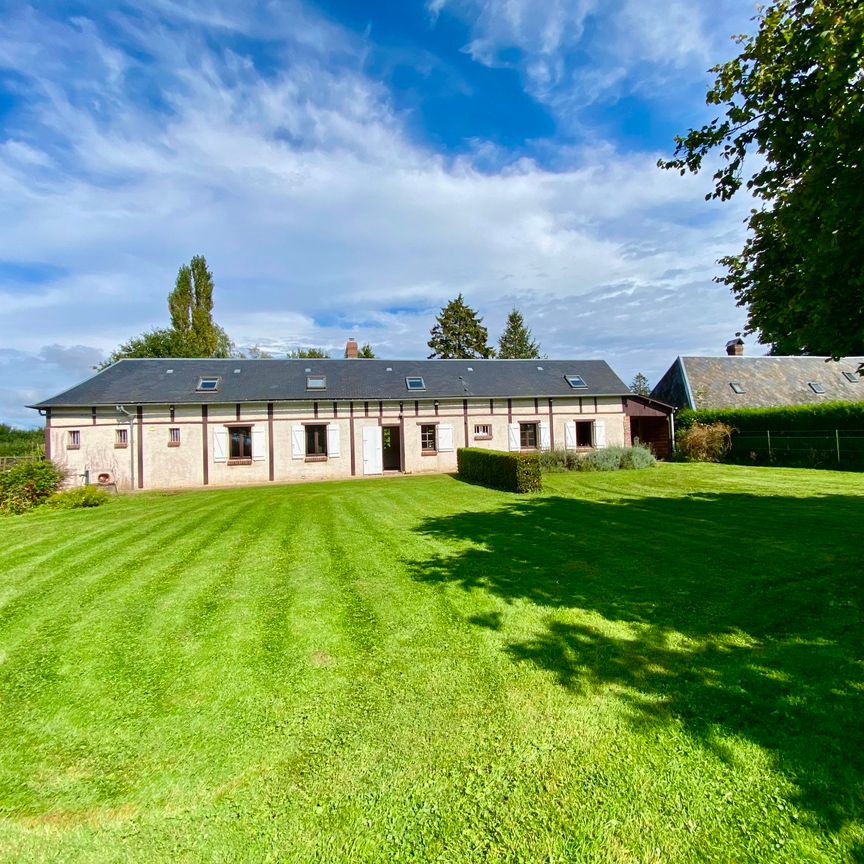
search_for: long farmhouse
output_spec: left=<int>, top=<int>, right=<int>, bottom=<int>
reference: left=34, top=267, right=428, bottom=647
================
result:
left=31, top=350, right=672, bottom=491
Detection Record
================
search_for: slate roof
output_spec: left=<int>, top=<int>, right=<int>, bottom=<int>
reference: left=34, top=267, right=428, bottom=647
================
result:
left=31, top=358, right=631, bottom=408
left=651, top=355, right=864, bottom=410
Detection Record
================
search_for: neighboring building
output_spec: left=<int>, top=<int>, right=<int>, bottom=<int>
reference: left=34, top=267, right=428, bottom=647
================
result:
left=651, top=340, right=864, bottom=411
left=30, top=351, right=672, bottom=491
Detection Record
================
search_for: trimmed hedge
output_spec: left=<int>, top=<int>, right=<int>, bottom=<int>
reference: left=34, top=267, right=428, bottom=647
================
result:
left=457, top=448, right=542, bottom=493
left=676, top=401, right=864, bottom=432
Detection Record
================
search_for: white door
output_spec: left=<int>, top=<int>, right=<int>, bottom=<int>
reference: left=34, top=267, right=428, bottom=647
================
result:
left=362, top=426, right=383, bottom=475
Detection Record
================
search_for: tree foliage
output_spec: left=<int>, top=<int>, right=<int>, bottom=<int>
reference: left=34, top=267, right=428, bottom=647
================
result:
left=428, top=294, right=494, bottom=359
left=630, top=372, right=651, bottom=396
left=660, top=0, right=864, bottom=358
left=102, top=255, right=233, bottom=368
left=497, top=308, right=541, bottom=359
left=287, top=348, right=330, bottom=358
left=357, top=343, right=376, bottom=358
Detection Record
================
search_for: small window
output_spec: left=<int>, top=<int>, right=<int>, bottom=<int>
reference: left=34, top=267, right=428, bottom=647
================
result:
left=520, top=422, right=538, bottom=449
left=306, top=375, right=326, bottom=390
left=576, top=421, right=593, bottom=447
left=197, top=376, right=221, bottom=391
left=474, top=424, right=492, bottom=439
left=169, top=427, right=181, bottom=446
left=115, top=428, right=128, bottom=448
left=842, top=371, right=859, bottom=383
left=229, top=426, right=252, bottom=460
left=421, top=424, right=437, bottom=452
left=67, top=430, right=80, bottom=449
left=406, top=376, right=426, bottom=391
left=565, top=375, right=587, bottom=389
left=306, top=424, right=327, bottom=457
left=729, top=382, right=745, bottom=394
left=808, top=381, right=826, bottom=394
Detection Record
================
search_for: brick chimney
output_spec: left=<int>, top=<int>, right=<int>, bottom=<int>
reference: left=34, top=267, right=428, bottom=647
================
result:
left=344, top=337, right=359, bottom=359
left=725, top=337, right=744, bottom=356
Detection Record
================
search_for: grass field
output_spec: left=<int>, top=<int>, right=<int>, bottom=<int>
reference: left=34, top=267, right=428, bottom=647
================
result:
left=0, top=463, right=862, bottom=863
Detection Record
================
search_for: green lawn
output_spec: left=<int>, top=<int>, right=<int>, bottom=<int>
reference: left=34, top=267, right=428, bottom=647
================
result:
left=0, top=464, right=862, bottom=863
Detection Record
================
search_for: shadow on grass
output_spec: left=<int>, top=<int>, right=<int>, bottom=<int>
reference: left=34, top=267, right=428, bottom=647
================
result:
left=410, top=491, right=864, bottom=835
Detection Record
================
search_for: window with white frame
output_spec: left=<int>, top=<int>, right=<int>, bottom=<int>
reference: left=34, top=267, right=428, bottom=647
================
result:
left=474, top=423, right=492, bottom=439
left=67, top=430, right=80, bottom=449
left=115, top=428, right=128, bottom=448
left=421, top=424, right=437, bottom=452
left=169, top=427, right=181, bottom=446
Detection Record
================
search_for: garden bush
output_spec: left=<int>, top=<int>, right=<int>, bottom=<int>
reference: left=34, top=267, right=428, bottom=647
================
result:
left=0, top=458, right=66, bottom=515
left=677, top=422, right=734, bottom=463
left=676, top=401, right=864, bottom=432
left=457, top=448, right=542, bottom=493
left=45, top=486, right=111, bottom=510
left=540, top=445, right=657, bottom=473
left=620, top=444, right=657, bottom=469
left=539, top=449, right=580, bottom=472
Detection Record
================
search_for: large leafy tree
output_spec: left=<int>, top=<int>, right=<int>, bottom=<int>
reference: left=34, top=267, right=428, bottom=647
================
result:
left=286, top=348, right=330, bottom=358
left=102, top=255, right=233, bottom=367
left=497, top=308, right=541, bottom=359
left=660, top=0, right=864, bottom=358
left=427, top=294, right=494, bottom=359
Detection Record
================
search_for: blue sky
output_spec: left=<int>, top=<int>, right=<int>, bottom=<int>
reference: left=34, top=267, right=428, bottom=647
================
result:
left=0, top=0, right=759, bottom=426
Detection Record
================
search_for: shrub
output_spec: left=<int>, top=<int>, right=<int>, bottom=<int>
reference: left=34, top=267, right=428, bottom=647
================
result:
left=457, top=448, right=542, bottom=493
left=45, top=485, right=111, bottom=510
left=578, top=447, right=627, bottom=471
left=676, top=401, right=864, bottom=433
left=0, top=458, right=66, bottom=515
left=677, top=422, right=734, bottom=463
left=620, top=443, right=657, bottom=469
left=539, top=448, right=580, bottom=472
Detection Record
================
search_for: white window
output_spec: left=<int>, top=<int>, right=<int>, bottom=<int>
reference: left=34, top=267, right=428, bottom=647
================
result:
left=115, top=428, right=128, bottom=448
left=474, top=424, right=492, bottom=439
left=196, top=376, right=221, bottom=391
left=67, top=430, right=81, bottom=449
left=169, top=427, right=181, bottom=446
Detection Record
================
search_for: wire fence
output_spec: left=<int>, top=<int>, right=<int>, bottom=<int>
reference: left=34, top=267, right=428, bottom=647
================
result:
left=730, top=429, right=864, bottom=469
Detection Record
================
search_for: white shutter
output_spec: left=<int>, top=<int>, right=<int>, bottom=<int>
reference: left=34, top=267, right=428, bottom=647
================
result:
left=438, top=424, right=454, bottom=452
left=539, top=421, right=550, bottom=451
left=213, top=429, right=227, bottom=462
left=291, top=426, right=305, bottom=460
left=252, top=428, right=266, bottom=461
left=593, top=420, right=606, bottom=449
left=564, top=420, right=576, bottom=450
left=327, top=423, right=340, bottom=458
left=508, top=423, right=520, bottom=451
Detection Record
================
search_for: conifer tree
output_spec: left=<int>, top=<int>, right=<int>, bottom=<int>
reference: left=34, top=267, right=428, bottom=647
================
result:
left=497, top=308, right=541, bottom=359
left=427, top=294, right=494, bottom=359
left=630, top=372, right=651, bottom=396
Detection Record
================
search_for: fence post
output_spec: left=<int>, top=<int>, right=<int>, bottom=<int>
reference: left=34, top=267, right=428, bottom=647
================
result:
left=766, top=429, right=772, bottom=460
left=836, top=429, right=841, bottom=464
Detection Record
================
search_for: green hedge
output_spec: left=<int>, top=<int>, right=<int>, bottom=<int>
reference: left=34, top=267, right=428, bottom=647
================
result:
left=0, top=458, right=66, bottom=515
left=676, top=401, right=864, bottom=432
left=457, top=448, right=542, bottom=493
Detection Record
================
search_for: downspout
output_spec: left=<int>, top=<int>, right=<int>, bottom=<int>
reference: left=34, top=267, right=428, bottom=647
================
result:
left=116, top=404, right=135, bottom=490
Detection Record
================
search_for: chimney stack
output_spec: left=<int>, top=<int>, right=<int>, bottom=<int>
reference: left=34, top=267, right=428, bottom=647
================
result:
left=344, top=337, right=359, bottom=359
left=725, top=336, right=744, bottom=356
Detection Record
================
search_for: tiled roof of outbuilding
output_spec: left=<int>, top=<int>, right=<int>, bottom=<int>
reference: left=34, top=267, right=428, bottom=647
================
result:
left=31, top=358, right=631, bottom=408
left=651, top=355, right=864, bottom=410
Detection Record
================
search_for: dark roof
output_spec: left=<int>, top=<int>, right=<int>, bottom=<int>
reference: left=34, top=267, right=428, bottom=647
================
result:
left=651, top=355, right=864, bottom=410
left=31, top=358, right=631, bottom=408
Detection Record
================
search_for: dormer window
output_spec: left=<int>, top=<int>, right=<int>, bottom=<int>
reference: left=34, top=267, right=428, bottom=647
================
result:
left=565, top=375, right=587, bottom=389
left=808, top=381, right=826, bottom=394
left=406, top=376, right=426, bottom=391
left=729, top=382, right=745, bottom=394
left=197, top=376, right=221, bottom=392
left=306, top=375, right=326, bottom=390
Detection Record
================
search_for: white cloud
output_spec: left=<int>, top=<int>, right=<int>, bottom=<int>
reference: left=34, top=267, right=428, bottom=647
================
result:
left=0, top=1, right=753, bottom=424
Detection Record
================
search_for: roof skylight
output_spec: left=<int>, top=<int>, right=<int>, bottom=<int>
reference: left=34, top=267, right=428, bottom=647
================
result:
left=565, top=374, right=587, bottom=389
left=729, top=382, right=745, bottom=394
left=196, top=376, right=221, bottom=392
left=406, top=376, right=426, bottom=391
left=842, top=371, right=859, bottom=383
left=306, top=375, right=327, bottom=390
left=808, top=381, right=826, bottom=394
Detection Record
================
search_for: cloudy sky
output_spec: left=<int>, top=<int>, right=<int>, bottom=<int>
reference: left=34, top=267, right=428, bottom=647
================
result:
left=1, top=0, right=760, bottom=426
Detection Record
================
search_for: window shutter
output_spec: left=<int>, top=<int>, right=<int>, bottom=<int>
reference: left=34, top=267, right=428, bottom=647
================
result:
left=438, top=424, right=454, bottom=452
left=252, top=428, right=266, bottom=461
left=213, top=429, right=227, bottom=462
left=508, top=423, right=520, bottom=451
left=564, top=420, right=576, bottom=450
left=291, top=426, right=305, bottom=460
left=593, top=420, right=606, bottom=449
left=539, top=421, right=550, bottom=451
left=327, top=423, right=340, bottom=457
